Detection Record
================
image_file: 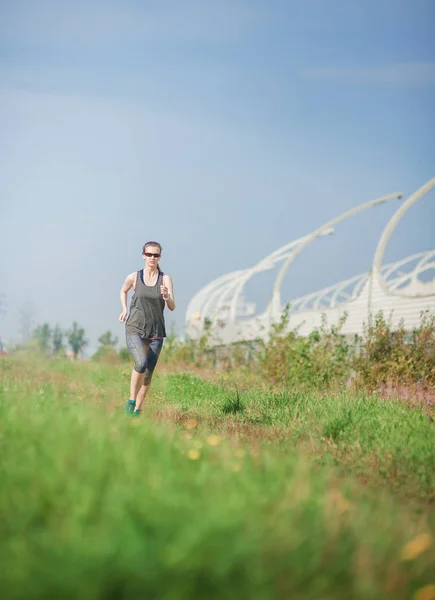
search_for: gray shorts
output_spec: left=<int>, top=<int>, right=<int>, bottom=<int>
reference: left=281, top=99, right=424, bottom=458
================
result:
left=125, top=334, right=164, bottom=383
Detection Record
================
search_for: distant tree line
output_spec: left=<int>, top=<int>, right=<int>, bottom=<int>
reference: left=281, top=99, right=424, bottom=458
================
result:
left=31, top=322, right=118, bottom=360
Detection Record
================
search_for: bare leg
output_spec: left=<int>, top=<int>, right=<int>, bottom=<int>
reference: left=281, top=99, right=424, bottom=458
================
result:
left=135, top=381, right=152, bottom=411
left=130, top=369, right=144, bottom=401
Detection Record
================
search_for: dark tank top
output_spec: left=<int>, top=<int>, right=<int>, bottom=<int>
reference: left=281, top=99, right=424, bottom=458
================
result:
left=125, top=269, right=166, bottom=339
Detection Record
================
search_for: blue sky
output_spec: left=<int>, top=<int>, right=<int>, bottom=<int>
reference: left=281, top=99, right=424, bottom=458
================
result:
left=1, top=0, right=434, bottom=353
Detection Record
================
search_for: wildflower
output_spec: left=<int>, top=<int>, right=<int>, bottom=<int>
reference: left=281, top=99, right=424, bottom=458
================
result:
left=207, top=435, right=221, bottom=446
left=187, top=449, right=201, bottom=461
left=401, top=533, right=432, bottom=561
left=413, top=584, right=435, bottom=600
left=185, top=418, right=198, bottom=430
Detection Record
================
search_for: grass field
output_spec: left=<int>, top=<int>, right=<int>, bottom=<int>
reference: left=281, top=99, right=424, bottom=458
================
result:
left=1, top=355, right=434, bottom=599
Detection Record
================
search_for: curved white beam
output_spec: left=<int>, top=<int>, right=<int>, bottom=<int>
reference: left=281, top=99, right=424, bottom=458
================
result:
left=387, top=254, right=435, bottom=292
left=190, top=229, right=334, bottom=327
left=185, top=270, right=245, bottom=322
left=268, top=192, right=403, bottom=316
left=372, top=178, right=435, bottom=298
left=211, top=272, right=256, bottom=325
left=227, top=229, right=334, bottom=323
left=381, top=250, right=434, bottom=281
left=285, top=251, right=434, bottom=313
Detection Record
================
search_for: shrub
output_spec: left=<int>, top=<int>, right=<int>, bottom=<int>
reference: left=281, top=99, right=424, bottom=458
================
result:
left=92, top=346, right=121, bottom=364
left=352, top=310, right=435, bottom=388
left=259, top=307, right=351, bottom=387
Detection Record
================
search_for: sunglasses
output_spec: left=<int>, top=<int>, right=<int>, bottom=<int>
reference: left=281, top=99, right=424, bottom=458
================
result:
left=144, top=252, right=161, bottom=258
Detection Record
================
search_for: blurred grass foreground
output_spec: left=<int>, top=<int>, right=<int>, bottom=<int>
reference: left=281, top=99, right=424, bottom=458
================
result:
left=1, top=355, right=434, bottom=600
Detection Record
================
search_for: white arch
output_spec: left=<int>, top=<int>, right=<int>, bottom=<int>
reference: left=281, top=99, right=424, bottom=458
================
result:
left=185, top=269, right=245, bottom=323
left=186, top=230, right=334, bottom=329
left=227, top=228, right=334, bottom=323
left=372, top=178, right=435, bottom=298
left=285, top=251, right=435, bottom=313
left=386, top=252, right=435, bottom=292
left=268, top=192, right=403, bottom=317
left=186, top=191, right=404, bottom=332
left=184, top=183, right=435, bottom=343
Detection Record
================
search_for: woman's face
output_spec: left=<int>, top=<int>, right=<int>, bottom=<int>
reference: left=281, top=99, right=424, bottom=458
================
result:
left=143, top=245, right=161, bottom=269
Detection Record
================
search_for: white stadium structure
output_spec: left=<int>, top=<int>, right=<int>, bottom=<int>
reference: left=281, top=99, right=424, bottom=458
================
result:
left=185, top=178, right=435, bottom=344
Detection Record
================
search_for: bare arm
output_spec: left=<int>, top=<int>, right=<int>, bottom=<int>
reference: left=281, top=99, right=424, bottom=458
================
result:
left=119, top=272, right=136, bottom=322
left=161, top=274, right=176, bottom=311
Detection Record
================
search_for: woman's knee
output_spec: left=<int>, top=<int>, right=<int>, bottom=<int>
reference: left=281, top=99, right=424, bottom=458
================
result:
left=133, top=358, right=147, bottom=374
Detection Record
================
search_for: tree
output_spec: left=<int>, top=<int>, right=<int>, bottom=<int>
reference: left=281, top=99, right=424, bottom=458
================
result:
left=97, top=330, right=118, bottom=348
left=52, top=325, right=64, bottom=355
left=33, top=323, right=52, bottom=353
left=67, top=322, right=88, bottom=359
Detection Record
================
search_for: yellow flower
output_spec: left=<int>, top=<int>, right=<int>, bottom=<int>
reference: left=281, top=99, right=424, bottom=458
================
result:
left=187, top=449, right=201, bottom=460
left=401, top=533, right=433, bottom=561
left=234, top=448, right=246, bottom=458
left=413, top=584, right=435, bottom=600
left=185, top=419, right=198, bottom=430
left=207, top=435, right=221, bottom=446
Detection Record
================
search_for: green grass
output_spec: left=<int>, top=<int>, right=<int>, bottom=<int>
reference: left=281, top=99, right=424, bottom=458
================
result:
left=1, top=356, right=434, bottom=599
left=160, top=372, right=435, bottom=500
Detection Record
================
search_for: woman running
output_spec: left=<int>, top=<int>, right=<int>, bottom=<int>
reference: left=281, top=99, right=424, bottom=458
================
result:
left=119, top=241, right=175, bottom=416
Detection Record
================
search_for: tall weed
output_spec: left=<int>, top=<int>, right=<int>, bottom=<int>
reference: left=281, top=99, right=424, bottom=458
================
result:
left=353, top=311, right=435, bottom=388
left=160, top=309, right=435, bottom=391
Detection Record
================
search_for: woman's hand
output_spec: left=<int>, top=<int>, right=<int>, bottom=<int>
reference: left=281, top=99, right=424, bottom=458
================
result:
left=160, top=284, right=170, bottom=301
left=119, top=311, right=128, bottom=322
left=161, top=275, right=175, bottom=311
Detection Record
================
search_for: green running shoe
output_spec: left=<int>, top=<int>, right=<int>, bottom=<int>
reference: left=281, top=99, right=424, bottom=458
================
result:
left=124, top=399, right=136, bottom=414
